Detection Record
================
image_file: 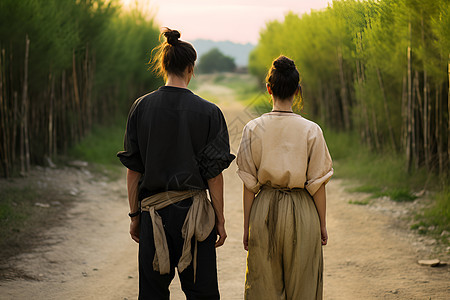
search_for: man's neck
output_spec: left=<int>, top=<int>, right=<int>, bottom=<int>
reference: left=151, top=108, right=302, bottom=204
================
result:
left=166, top=74, right=189, bottom=89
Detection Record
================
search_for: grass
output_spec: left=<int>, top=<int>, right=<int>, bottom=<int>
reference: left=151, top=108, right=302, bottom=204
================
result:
left=67, top=119, right=126, bottom=179
left=0, top=184, right=71, bottom=265
left=348, top=199, right=371, bottom=205
left=0, top=186, right=37, bottom=229
left=69, top=120, right=125, bottom=165
left=322, top=128, right=433, bottom=193
left=349, top=185, right=417, bottom=202
left=411, top=189, right=450, bottom=242
left=348, top=185, right=382, bottom=194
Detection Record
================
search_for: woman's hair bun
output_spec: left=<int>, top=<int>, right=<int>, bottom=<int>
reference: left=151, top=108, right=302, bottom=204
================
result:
left=273, top=56, right=296, bottom=74
left=163, top=28, right=181, bottom=45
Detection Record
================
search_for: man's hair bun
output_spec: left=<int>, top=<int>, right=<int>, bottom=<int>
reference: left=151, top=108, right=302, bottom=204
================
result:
left=163, top=28, right=181, bottom=45
left=150, top=27, right=197, bottom=78
left=273, top=56, right=296, bottom=74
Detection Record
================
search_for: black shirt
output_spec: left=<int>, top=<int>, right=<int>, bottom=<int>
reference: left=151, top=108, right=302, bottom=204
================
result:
left=117, top=86, right=235, bottom=200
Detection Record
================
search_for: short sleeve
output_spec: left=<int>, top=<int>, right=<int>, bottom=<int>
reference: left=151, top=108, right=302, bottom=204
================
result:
left=236, top=124, right=260, bottom=194
left=305, top=125, right=333, bottom=195
left=117, top=99, right=145, bottom=173
left=196, top=107, right=235, bottom=180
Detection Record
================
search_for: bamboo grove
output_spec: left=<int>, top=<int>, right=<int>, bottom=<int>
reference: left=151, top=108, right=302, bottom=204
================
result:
left=0, top=0, right=162, bottom=177
left=249, top=0, right=449, bottom=177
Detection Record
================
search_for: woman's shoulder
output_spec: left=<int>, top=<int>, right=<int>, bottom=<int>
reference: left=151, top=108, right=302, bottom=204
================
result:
left=247, top=113, right=321, bottom=129
left=294, top=114, right=322, bottom=130
left=243, top=116, right=265, bottom=131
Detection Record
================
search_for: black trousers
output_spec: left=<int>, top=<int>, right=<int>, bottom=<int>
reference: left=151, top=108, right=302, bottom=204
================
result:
left=139, top=198, right=220, bottom=300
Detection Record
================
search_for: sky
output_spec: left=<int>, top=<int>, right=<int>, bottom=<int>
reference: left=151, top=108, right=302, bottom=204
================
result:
left=120, top=0, right=331, bottom=44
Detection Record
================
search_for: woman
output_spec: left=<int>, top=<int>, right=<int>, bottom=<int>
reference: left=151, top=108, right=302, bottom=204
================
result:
left=117, top=28, right=235, bottom=300
left=236, top=55, right=333, bottom=299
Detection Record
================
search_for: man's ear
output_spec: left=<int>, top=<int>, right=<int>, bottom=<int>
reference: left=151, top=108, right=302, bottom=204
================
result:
left=188, top=65, right=194, bottom=74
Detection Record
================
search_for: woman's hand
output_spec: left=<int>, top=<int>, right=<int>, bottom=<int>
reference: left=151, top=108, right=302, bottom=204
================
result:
left=130, top=217, right=140, bottom=243
left=321, top=225, right=328, bottom=245
left=243, top=227, right=249, bottom=251
left=243, top=185, right=255, bottom=252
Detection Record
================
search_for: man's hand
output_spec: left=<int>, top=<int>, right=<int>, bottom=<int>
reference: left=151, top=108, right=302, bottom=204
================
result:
left=207, top=173, right=227, bottom=248
left=215, top=221, right=227, bottom=248
left=126, top=169, right=142, bottom=243
left=130, top=217, right=140, bottom=243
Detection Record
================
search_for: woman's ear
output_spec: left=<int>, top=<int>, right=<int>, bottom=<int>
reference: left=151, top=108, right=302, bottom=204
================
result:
left=294, top=85, right=300, bottom=96
left=266, top=83, right=273, bottom=95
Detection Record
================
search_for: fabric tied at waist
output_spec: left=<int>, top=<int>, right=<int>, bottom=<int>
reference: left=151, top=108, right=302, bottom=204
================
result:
left=261, top=185, right=308, bottom=259
left=140, top=189, right=215, bottom=281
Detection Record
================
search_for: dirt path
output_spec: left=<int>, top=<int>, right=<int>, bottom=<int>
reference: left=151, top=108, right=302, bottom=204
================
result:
left=1, top=78, right=448, bottom=299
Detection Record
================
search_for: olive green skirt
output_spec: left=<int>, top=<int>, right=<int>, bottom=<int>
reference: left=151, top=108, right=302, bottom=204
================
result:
left=245, top=187, right=323, bottom=300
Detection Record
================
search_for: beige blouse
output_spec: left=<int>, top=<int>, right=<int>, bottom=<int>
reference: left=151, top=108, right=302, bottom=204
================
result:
left=236, top=112, right=333, bottom=195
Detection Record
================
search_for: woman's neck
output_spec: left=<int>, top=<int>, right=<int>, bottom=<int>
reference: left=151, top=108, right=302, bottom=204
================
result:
left=272, top=97, right=294, bottom=112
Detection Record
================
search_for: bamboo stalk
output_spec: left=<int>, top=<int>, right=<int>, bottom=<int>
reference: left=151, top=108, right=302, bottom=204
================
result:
left=436, top=84, right=442, bottom=175
left=361, top=96, right=371, bottom=149
left=61, top=70, right=67, bottom=153
left=406, top=43, right=412, bottom=172
left=337, top=47, right=351, bottom=130
left=358, top=38, right=371, bottom=148
left=72, top=49, right=82, bottom=140
left=414, top=70, right=426, bottom=168
left=20, top=35, right=30, bottom=174
left=48, top=72, right=55, bottom=158
left=0, top=48, right=8, bottom=177
left=53, top=78, right=57, bottom=158
left=423, top=70, right=429, bottom=170
left=412, top=72, right=418, bottom=169
left=420, top=16, right=430, bottom=171
left=371, top=109, right=380, bottom=150
left=90, top=51, right=96, bottom=125
left=84, top=45, right=92, bottom=132
left=376, top=67, right=397, bottom=150
left=319, top=80, right=326, bottom=121
left=12, top=91, right=18, bottom=166
left=401, top=74, right=407, bottom=149
left=355, top=33, right=366, bottom=145
left=448, top=54, right=450, bottom=172
left=9, top=49, right=16, bottom=167
left=439, top=84, right=444, bottom=176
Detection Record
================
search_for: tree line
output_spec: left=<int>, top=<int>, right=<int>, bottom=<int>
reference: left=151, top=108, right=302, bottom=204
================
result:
left=0, top=0, right=162, bottom=177
left=249, top=0, right=449, bottom=177
left=197, top=48, right=236, bottom=73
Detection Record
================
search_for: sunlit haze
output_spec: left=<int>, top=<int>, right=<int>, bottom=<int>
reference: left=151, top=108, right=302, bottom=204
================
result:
left=120, top=0, right=331, bottom=44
